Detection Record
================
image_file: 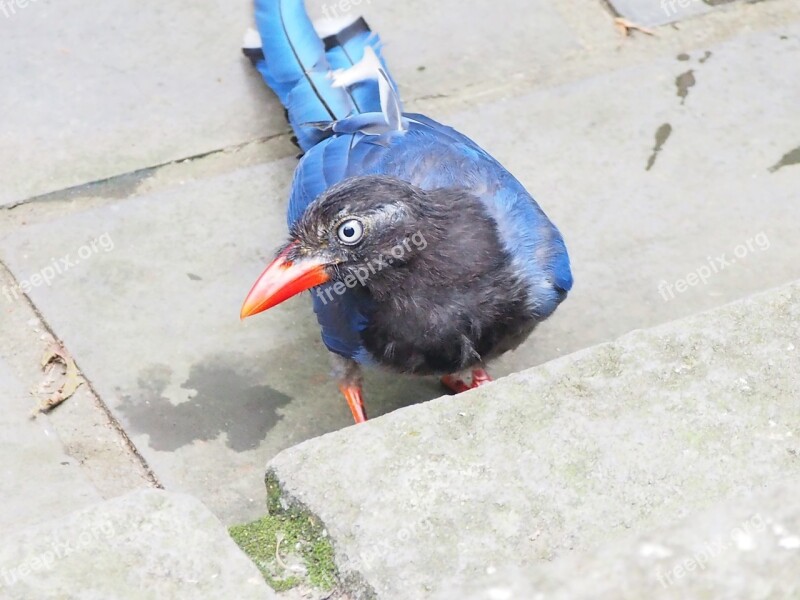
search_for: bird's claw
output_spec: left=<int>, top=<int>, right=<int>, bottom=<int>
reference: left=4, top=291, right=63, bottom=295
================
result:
left=441, top=368, right=493, bottom=394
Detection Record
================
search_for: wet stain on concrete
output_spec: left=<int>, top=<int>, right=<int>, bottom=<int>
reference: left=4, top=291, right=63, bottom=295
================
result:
left=676, top=70, right=696, bottom=105
left=646, top=123, right=673, bottom=171
left=677, top=51, right=711, bottom=64
left=187, top=273, right=203, bottom=281
left=120, top=359, right=292, bottom=452
left=769, top=146, right=800, bottom=173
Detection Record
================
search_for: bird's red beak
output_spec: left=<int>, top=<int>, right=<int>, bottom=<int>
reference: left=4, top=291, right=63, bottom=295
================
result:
left=240, top=242, right=330, bottom=319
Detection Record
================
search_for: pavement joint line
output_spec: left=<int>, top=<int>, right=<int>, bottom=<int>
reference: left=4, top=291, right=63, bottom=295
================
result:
left=0, top=1, right=795, bottom=212
left=0, top=258, right=164, bottom=490
left=598, top=0, right=621, bottom=18
left=2, top=130, right=292, bottom=211
left=0, top=72, right=564, bottom=211
left=0, top=49, right=653, bottom=212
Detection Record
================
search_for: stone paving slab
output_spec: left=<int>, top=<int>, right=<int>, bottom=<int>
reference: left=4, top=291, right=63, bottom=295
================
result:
left=435, top=478, right=800, bottom=599
left=0, top=23, right=798, bottom=524
left=0, top=0, right=580, bottom=207
left=607, top=0, right=773, bottom=28
left=0, top=157, right=450, bottom=526
left=0, top=358, right=100, bottom=536
left=267, top=280, right=800, bottom=600
left=0, top=262, right=155, bottom=504
left=0, top=489, right=275, bottom=599
left=0, top=0, right=280, bottom=207
left=307, top=0, right=581, bottom=98
left=607, top=0, right=727, bottom=27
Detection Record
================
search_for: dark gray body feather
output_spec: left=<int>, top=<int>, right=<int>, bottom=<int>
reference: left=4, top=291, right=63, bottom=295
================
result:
left=288, top=176, right=557, bottom=376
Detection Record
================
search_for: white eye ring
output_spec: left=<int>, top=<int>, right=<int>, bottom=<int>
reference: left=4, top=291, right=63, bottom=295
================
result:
left=336, top=219, right=365, bottom=245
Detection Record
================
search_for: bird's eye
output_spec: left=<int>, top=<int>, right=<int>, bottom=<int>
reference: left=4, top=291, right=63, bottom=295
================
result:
left=336, top=219, right=364, bottom=245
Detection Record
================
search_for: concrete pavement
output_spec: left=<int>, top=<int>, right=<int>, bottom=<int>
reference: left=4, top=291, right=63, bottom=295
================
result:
left=0, top=0, right=581, bottom=207
left=0, top=357, right=100, bottom=536
left=0, top=0, right=799, bottom=596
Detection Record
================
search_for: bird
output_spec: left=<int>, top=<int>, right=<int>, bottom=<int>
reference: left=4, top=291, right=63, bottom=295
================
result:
left=240, top=0, right=573, bottom=424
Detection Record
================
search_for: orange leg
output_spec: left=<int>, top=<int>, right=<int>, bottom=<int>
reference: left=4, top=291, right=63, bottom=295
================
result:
left=339, top=384, right=368, bottom=424
left=441, top=368, right=493, bottom=394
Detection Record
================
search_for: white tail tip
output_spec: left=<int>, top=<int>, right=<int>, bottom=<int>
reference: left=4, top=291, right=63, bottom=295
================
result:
left=329, top=46, right=382, bottom=88
left=242, top=27, right=262, bottom=49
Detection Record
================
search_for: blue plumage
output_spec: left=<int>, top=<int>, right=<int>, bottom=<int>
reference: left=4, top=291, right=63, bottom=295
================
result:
left=249, top=0, right=572, bottom=366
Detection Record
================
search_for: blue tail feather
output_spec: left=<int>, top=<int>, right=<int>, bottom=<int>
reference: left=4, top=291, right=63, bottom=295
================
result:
left=251, top=0, right=397, bottom=151
left=323, top=20, right=396, bottom=114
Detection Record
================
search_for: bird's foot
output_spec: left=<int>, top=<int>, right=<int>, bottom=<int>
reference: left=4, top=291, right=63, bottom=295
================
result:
left=338, top=383, right=368, bottom=424
left=441, top=368, right=493, bottom=394
left=332, top=356, right=367, bottom=424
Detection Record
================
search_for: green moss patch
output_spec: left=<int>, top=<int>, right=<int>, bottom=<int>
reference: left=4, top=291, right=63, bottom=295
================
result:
left=229, top=475, right=338, bottom=592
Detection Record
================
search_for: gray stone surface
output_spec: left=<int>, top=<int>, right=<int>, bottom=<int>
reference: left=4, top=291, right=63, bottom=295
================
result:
left=0, top=262, right=155, bottom=507
left=0, top=0, right=280, bottom=207
left=1, top=153, right=448, bottom=526
left=0, top=489, right=275, bottom=599
left=0, top=0, right=580, bottom=207
left=607, top=0, right=761, bottom=28
left=608, top=0, right=717, bottom=27
left=0, top=358, right=100, bottom=536
left=267, top=280, right=800, bottom=599
left=0, top=2, right=797, bottom=598
left=436, top=479, right=800, bottom=599
left=308, top=0, right=581, bottom=98
left=0, top=21, right=798, bottom=525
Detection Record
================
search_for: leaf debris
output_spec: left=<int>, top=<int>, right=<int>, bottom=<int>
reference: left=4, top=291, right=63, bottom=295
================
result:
left=31, top=344, right=83, bottom=417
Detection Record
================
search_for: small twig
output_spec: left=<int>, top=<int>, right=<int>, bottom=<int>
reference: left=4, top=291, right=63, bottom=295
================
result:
left=614, top=17, right=656, bottom=37
left=274, top=532, right=305, bottom=574
left=275, top=532, right=290, bottom=571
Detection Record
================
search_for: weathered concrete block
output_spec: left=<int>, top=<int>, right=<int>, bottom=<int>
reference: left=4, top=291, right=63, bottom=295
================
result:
left=0, top=490, right=276, bottom=599
left=435, top=479, right=800, bottom=599
left=267, top=281, right=800, bottom=599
